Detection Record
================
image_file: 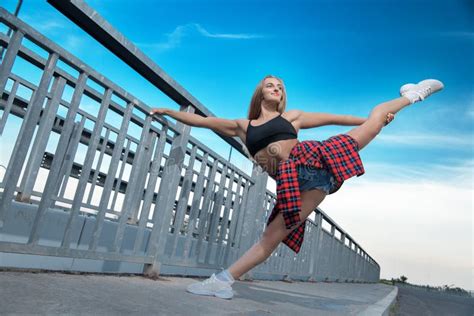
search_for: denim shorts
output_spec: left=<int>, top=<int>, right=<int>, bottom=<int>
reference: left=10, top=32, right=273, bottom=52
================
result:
left=297, top=165, right=336, bottom=194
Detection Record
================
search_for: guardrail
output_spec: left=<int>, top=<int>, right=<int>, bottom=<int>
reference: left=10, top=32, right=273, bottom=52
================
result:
left=0, top=7, right=379, bottom=282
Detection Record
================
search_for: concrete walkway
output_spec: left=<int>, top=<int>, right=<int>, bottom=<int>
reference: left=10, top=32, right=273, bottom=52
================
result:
left=0, top=271, right=396, bottom=315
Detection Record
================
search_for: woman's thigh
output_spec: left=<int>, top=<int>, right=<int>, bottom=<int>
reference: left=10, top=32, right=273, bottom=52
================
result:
left=345, top=110, right=386, bottom=151
left=261, top=188, right=327, bottom=249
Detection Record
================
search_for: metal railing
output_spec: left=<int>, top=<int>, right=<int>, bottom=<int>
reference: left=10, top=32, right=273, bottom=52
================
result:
left=0, top=7, right=379, bottom=282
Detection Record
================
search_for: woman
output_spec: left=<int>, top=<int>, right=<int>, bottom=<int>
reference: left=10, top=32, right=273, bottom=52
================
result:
left=149, top=75, right=444, bottom=299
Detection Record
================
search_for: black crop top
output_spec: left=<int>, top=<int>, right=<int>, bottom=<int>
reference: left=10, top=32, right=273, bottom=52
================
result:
left=246, top=113, right=298, bottom=157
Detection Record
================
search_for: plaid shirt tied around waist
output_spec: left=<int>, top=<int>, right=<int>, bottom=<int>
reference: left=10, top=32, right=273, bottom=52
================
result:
left=266, top=134, right=365, bottom=253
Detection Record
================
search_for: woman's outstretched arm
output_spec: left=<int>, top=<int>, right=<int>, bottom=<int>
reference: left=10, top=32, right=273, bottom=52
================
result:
left=292, top=110, right=394, bottom=129
left=150, top=107, right=241, bottom=137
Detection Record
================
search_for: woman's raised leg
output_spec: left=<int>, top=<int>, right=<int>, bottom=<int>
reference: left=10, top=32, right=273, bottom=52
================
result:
left=346, top=96, right=411, bottom=151
left=347, top=79, right=444, bottom=151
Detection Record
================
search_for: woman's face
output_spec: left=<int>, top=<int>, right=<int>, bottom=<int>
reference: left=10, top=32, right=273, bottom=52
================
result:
left=261, top=77, right=283, bottom=103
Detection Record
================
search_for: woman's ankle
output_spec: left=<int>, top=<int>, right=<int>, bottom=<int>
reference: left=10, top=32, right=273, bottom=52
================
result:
left=216, top=269, right=235, bottom=283
left=402, top=93, right=421, bottom=104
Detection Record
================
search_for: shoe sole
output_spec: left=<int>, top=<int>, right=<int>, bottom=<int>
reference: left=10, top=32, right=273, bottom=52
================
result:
left=186, top=288, right=233, bottom=299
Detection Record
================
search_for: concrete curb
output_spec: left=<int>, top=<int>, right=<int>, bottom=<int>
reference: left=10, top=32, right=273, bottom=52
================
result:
left=359, top=286, right=398, bottom=316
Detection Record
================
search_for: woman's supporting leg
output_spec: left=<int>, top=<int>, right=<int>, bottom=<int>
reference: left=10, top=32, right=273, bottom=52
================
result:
left=346, top=96, right=411, bottom=151
left=227, top=188, right=327, bottom=280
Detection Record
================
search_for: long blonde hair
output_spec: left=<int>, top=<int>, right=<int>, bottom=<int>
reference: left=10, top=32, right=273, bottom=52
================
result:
left=247, top=75, right=287, bottom=120
left=242, top=75, right=288, bottom=165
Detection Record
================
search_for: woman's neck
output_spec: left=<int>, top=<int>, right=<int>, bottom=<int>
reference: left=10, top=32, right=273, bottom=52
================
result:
left=258, top=103, right=279, bottom=120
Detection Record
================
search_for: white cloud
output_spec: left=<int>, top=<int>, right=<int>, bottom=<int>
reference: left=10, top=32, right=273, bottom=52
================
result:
left=21, top=14, right=66, bottom=33
left=192, top=23, right=264, bottom=39
left=36, top=20, right=65, bottom=32
left=63, top=34, right=85, bottom=51
left=19, top=14, right=87, bottom=54
left=137, top=23, right=264, bottom=53
left=360, top=160, right=474, bottom=186
left=299, top=158, right=473, bottom=289
left=319, top=174, right=473, bottom=290
left=376, top=132, right=473, bottom=148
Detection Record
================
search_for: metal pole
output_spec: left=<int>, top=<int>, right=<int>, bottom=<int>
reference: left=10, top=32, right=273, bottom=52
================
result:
left=0, top=0, right=23, bottom=62
left=227, top=146, right=233, bottom=162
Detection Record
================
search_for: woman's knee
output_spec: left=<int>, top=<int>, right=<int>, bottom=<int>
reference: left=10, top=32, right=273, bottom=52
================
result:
left=370, top=105, right=390, bottom=123
left=367, top=110, right=386, bottom=132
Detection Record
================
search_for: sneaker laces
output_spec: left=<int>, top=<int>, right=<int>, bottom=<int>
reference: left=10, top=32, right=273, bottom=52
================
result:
left=416, top=85, right=432, bottom=100
left=201, top=274, right=218, bottom=286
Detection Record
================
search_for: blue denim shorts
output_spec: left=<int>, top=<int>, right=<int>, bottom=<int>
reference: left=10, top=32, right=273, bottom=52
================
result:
left=297, top=165, right=336, bottom=194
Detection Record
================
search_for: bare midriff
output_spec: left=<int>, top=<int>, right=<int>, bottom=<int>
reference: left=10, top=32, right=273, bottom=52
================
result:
left=252, top=138, right=299, bottom=180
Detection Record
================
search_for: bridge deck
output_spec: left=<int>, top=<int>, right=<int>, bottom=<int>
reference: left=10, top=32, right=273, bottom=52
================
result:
left=0, top=270, right=396, bottom=315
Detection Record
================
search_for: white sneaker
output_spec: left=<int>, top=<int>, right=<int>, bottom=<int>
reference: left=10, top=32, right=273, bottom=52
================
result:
left=186, top=273, right=234, bottom=299
left=399, top=79, right=444, bottom=103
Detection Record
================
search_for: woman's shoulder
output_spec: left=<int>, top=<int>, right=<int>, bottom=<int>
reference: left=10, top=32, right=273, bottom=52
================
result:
left=283, top=109, right=302, bottom=116
left=233, top=118, right=251, bottom=142
left=282, top=109, right=302, bottom=124
left=235, top=118, right=250, bottom=128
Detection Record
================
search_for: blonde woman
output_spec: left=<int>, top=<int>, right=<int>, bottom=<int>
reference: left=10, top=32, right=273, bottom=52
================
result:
left=150, top=75, right=443, bottom=299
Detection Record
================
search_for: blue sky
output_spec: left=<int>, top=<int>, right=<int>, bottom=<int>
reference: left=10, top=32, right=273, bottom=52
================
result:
left=1, top=0, right=472, bottom=290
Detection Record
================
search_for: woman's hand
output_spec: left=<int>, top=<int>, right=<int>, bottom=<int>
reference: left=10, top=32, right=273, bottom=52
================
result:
left=384, top=113, right=395, bottom=126
left=149, top=108, right=169, bottom=116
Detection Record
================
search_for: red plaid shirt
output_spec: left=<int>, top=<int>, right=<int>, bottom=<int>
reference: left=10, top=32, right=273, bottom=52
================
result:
left=266, top=134, right=365, bottom=253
